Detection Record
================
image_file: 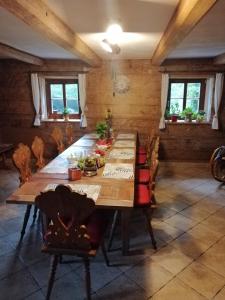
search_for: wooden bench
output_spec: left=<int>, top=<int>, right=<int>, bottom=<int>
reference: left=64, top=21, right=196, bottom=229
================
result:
left=0, top=144, right=14, bottom=168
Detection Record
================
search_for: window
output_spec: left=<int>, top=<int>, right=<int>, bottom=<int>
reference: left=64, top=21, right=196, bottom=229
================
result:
left=46, top=79, right=80, bottom=118
left=167, top=79, right=206, bottom=116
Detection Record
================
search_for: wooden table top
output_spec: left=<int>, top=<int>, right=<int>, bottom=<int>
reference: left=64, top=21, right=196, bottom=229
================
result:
left=7, top=132, right=137, bottom=208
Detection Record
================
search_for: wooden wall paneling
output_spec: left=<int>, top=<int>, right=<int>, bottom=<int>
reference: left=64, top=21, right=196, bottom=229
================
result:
left=0, top=59, right=225, bottom=161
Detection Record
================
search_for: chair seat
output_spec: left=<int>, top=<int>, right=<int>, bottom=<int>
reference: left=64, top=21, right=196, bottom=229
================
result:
left=136, top=169, right=151, bottom=184
left=137, top=146, right=146, bottom=155
left=135, top=184, right=152, bottom=206
left=136, top=153, right=147, bottom=165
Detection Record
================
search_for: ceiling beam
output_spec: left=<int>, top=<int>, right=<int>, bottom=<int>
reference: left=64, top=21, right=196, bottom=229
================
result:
left=0, top=0, right=101, bottom=67
left=152, top=0, right=217, bottom=66
left=214, top=52, right=225, bottom=65
left=0, top=43, right=44, bottom=65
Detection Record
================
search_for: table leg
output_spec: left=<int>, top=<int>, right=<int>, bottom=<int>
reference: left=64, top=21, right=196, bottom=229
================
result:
left=121, top=208, right=132, bottom=255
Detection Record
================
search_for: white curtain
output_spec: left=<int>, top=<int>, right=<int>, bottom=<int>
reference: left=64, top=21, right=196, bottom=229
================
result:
left=212, top=73, right=224, bottom=129
left=159, top=73, right=169, bottom=129
left=31, top=73, right=41, bottom=126
left=78, top=74, right=87, bottom=128
left=39, top=76, right=48, bottom=120
left=204, top=77, right=214, bottom=122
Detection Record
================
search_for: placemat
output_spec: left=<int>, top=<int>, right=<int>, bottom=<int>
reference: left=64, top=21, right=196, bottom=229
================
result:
left=117, top=133, right=135, bottom=139
left=102, top=163, right=134, bottom=179
left=114, top=140, right=135, bottom=148
left=44, top=183, right=101, bottom=202
left=108, top=148, right=135, bottom=159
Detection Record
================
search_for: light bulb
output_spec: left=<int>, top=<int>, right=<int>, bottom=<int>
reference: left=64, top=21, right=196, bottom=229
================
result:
left=106, top=23, right=123, bottom=44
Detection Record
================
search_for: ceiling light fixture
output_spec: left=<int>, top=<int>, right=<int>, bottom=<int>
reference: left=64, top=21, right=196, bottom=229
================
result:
left=106, top=23, right=123, bottom=44
left=101, top=39, right=121, bottom=54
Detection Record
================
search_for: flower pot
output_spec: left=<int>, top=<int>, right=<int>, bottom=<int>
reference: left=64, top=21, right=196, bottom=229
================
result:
left=171, top=115, right=178, bottom=122
left=64, top=114, right=69, bottom=121
left=185, top=114, right=192, bottom=122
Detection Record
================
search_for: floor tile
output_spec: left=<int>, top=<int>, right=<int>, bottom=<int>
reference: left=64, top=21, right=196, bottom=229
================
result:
left=75, top=261, right=122, bottom=292
left=180, top=204, right=213, bottom=222
left=0, top=268, right=39, bottom=300
left=197, top=238, right=225, bottom=277
left=188, top=223, right=223, bottom=247
left=0, top=251, right=25, bottom=280
left=178, top=261, right=225, bottom=299
left=170, top=232, right=210, bottom=259
left=151, top=245, right=193, bottom=275
left=93, top=274, right=148, bottom=300
left=164, top=213, right=199, bottom=232
left=151, top=277, right=206, bottom=300
left=41, top=271, right=86, bottom=300
left=24, top=290, right=45, bottom=300
left=153, top=221, right=184, bottom=243
left=125, top=258, right=173, bottom=297
left=28, top=257, right=73, bottom=288
left=214, top=286, right=225, bottom=300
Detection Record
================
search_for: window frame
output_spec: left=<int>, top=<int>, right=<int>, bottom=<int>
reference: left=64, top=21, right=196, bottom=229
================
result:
left=45, top=78, right=81, bottom=119
left=166, top=78, right=206, bottom=118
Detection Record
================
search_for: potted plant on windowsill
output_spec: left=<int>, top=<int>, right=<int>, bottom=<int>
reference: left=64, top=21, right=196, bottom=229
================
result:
left=170, top=103, right=180, bottom=122
left=181, top=107, right=195, bottom=122
left=196, top=111, right=206, bottom=123
left=63, top=107, right=70, bottom=121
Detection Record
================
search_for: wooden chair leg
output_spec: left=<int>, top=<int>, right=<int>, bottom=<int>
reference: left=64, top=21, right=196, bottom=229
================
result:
left=46, top=255, right=59, bottom=300
left=143, top=208, right=157, bottom=249
left=101, top=241, right=110, bottom=266
left=20, top=204, right=32, bottom=240
left=32, top=206, right=38, bottom=223
left=107, top=210, right=119, bottom=251
left=83, top=257, right=91, bottom=300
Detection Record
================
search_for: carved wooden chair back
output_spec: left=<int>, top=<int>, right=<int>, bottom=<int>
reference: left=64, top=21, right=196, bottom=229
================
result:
left=35, top=185, right=96, bottom=251
left=152, top=136, right=160, bottom=160
left=13, top=143, right=32, bottom=184
left=31, top=136, right=45, bottom=169
left=51, top=127, right=65, bottom=154
left=65, top=124, right=74, bottom=146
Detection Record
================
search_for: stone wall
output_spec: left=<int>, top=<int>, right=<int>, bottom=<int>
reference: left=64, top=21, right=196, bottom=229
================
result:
left=0, top=59, right=225, bottom=161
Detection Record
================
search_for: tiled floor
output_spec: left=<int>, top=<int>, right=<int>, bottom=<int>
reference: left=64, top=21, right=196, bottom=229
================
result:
left=0, top=160, right=225, bottom=299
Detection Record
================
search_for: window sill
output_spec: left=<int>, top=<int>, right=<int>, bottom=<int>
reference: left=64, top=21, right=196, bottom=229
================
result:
left=165, top=120, right=211, bottom=125
left=42, top=118, right=81, bottom=123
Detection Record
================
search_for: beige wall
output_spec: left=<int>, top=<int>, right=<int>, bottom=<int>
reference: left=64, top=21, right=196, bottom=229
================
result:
left=0, top=59, right=225, bottom=161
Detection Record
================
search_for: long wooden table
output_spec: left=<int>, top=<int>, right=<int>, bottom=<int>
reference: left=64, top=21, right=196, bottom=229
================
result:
left=7, top=132, right=137, bottom=255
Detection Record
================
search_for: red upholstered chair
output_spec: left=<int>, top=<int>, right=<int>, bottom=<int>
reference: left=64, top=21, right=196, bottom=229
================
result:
left=108, top=158, right=158, bottom=251
left=35, top=185, right=109, bottom=300
left=136, top=146, right=159, bottom=185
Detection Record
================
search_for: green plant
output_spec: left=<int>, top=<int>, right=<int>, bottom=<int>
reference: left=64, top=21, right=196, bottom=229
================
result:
left=63, top=107, right=70, bottom=115
left=196, top=110, right=206, bottom=122
left=96, top=121, right=107, bottom=139
left=180, top=107, right=195, bottom=119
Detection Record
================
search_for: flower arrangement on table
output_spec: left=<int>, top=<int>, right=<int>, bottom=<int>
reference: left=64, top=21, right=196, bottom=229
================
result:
left=95, top=121, right=113, bottom=150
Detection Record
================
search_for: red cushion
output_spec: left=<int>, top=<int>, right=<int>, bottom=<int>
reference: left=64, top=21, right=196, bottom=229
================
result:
left=136, top=169, right=151, bottom=184
left=137, top=154, right=147, bottom=165
left=134, top=184, right=152, bottom=206
left=138, top=146, right=146, bottom=155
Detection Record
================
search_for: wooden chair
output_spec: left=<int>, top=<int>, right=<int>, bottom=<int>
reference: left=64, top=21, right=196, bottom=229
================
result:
left=65, top=124, right=74, bottom=146
left=108, top=157, right=158, bottom=252
left=35, top=185, right=109, bottom=300
left=13, top=143, right=37, bottom=239
left=31, top=136, right=45, bottom=170
left=51, top=127, right=65, bottom=154
left=136, top=131, right=155, bottom=166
